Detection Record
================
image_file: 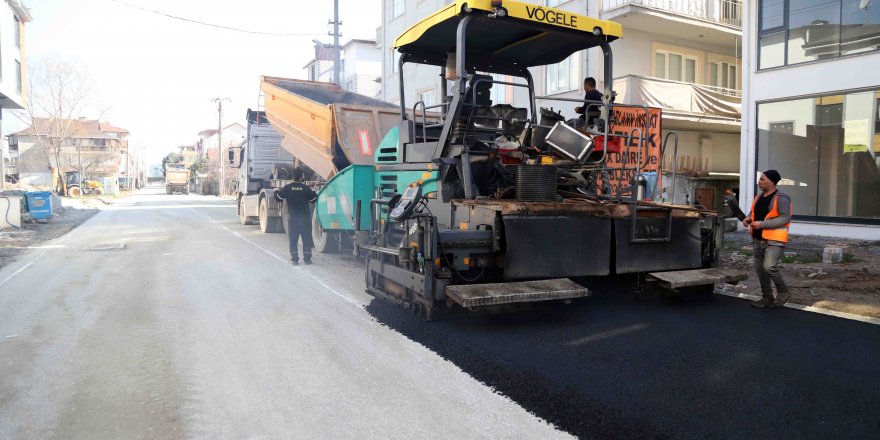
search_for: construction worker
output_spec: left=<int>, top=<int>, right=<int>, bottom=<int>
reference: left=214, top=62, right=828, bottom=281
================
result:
left=574, top=77, right=604, bottom=127
left=274, top=168, right=316, bottom=265
left=744, top=169, right=792, bottom=308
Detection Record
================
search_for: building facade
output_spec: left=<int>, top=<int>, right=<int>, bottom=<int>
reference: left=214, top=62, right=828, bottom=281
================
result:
left=1, top=0, right=31, bottom=185
left=740, top=0, right=880, bottom=239
left=594, top=0, right=743, bottom=206
left=12, top=118, right=129, bottom=187
left=304, top=39, right=382, bottom=98
left=377, top=0, right=588, bottom=112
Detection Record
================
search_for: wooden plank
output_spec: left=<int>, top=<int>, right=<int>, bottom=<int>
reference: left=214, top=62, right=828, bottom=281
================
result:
left=647, top=268, right=749, bottom=289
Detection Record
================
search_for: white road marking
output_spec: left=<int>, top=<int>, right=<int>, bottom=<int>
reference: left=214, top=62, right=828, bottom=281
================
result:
left=716, top=290, right=880, bottom=326
left=190, top=209, right=362, bottom=306
left=0, top=251, right=45, bottom=288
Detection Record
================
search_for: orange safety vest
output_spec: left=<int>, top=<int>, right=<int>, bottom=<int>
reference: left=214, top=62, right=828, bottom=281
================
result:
left=750, top=192, right=791, bottom=243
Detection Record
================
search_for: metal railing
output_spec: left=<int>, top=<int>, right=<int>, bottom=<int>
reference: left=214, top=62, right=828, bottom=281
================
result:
left=601, top=0, right=742, bottom=28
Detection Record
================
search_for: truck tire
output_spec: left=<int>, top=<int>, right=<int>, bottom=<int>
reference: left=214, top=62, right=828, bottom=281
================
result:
left=94, top=188, right=104, bottom=196
left=259, top=197, right=283, bottom=233
left=312, top=208, right=340, bottom=253
left=68, top=186, right=83, bottom=198
left=239, top=198, right=255, bottom=225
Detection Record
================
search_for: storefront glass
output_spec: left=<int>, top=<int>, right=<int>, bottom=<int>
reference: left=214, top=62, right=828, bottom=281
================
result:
left=757, top=90, right=880, bottom=221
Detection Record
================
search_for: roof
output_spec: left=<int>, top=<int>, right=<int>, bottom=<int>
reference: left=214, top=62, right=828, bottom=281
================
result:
left=13, top=118, right=127, bottom=140
left=198, top=129, right=219, bottom=137
left=343, top=39, right=376, bottom=49
left=394, top=0, right=622, bottom=73
left=98, top=122, right=129, bottom=134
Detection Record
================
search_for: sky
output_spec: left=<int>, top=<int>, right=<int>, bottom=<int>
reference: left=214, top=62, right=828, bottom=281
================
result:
left=18, top=0, right=381, bottom=165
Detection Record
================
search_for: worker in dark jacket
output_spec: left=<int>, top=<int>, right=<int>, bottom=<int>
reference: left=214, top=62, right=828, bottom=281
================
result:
left=274, top=168, right=317, bottom=265
left=574, top=77, right=604, bottom=127
left=744, top=169, right=792, bottom=308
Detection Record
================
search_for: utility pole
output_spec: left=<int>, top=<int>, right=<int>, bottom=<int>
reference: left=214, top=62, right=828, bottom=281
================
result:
left=329, top=0, right=342, bottom=85
left=211, top=98, right=230, bottom=196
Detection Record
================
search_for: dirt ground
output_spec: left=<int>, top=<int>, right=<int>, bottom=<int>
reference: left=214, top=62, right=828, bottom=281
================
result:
left=720, top=230, right=880, bottom=319
left=0, top=203, right=100, bottom=270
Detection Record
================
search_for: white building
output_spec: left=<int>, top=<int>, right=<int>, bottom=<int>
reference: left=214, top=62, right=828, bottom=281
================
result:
left=0, top=0, right=31, bottom=185
left=378, top=0, right=586, bottom=113
left=304, top=39, right=382, bottom=98
left=740, top=0, right=880, bottom=239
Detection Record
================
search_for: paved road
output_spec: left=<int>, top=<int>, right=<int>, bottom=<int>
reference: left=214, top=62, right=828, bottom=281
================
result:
left=1, top=187, right=879, bottom=439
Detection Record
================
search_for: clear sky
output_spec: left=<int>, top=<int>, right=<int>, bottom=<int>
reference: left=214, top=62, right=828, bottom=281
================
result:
left=19, top=0, right=381, bottom=164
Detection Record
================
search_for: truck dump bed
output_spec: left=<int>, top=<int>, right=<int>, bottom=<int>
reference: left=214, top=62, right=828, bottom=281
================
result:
left=260, top=76, right=400, bottom=179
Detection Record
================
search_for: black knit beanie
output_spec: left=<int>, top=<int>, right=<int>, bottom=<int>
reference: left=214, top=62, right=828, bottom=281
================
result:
left=763, top=169, right=781, bottom=185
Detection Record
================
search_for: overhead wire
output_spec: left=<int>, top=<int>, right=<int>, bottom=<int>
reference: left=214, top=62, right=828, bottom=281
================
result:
left=108, top=0, right=324, bottom=37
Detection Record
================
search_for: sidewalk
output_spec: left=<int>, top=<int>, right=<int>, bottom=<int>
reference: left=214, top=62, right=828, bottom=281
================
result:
left=0, top=197, right=105, bottom=270
left=721, top=231, right=880, bottom=320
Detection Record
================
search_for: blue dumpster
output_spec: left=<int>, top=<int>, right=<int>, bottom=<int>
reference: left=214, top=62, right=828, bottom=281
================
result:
left=25, top=191, right=53, bottom=221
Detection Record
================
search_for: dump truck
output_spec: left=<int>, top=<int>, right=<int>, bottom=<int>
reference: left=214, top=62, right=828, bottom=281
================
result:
left=229, top=77, right=406, bottom=248
left=165, top=165, right=190, bottom=195
left=252, top=0, right=745, bottom=318
left=229, top=109, right=292, bottom=233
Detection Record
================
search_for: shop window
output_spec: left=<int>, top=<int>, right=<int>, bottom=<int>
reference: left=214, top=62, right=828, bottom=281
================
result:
left=757, top=90, right=880, bottom=221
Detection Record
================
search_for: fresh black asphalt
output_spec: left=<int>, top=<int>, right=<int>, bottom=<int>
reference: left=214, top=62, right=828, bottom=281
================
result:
left=367, top=288, right=880, bottom=439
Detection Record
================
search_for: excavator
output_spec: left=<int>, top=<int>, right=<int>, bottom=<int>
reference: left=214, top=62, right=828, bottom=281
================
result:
left=52, top=167, right=104, bottom=197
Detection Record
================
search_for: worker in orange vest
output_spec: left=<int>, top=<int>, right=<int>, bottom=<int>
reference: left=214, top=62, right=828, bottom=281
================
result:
left=744, top=170, right=792, bottom=308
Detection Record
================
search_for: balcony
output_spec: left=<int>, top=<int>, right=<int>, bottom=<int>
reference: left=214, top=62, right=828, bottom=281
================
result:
left=613, top=75, right=741, bottom=131
left=601, top=1, right=741, bottom=46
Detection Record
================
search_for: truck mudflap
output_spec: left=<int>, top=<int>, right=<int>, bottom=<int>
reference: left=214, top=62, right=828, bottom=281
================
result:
left=445, top=278, right=589, bottom=309
left=647, top=268, right=748, bottom=290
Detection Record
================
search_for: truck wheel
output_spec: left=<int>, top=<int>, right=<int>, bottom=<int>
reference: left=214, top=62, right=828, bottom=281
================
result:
left=239, top=198, right=255, bottom=225
left=312, top=208, right=339, bottom=254
left=68, top=186, right=83, bottom=198
left=94, top=188, right=104, bottom=196
left=259, top=198, right=283, bottom=233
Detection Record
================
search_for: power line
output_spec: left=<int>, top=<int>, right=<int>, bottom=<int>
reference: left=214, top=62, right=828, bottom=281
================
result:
left=109, top=0, right=323, bottom=37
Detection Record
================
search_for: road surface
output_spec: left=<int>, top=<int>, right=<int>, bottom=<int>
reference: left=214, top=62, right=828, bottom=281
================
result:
left=1, top=186, right=878, bottom=439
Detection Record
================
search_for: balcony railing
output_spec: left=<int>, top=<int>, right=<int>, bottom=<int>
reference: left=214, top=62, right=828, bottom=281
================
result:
left=601, top=0, right=742, bottom=28
left=613, top=75, right=741, bottom=121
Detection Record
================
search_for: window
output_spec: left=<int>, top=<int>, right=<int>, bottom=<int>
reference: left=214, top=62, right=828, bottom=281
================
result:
left=14, top=15, right=20, bottom=49
left=490, top=74, right=509, bottom=105
left=546, top=0, right=567, bottom=6
left=758, top=0, right=880, bottom=69
left=769, top=121, right=794, bottom=134
left=545, top=54, right=580, bottom=95
left=709, top=61, right=737, bottom=91
left=15, top=60, right=21, bottom=94
left=392, top=0, right=404, bottom=19
left=416, top=89, right=435, bottom=107
left=654, top=51, right=697, bottom=83
left=391, top=50, right=401, bottom=74
left=756, top=90, right=880, bottom=221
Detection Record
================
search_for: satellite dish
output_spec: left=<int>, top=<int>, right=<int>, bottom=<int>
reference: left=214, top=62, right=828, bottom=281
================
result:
left=860, top=0, right=870, bottom=10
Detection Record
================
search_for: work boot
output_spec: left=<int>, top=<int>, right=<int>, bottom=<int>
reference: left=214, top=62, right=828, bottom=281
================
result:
left=772, top=291, right=792, bottom=307
left=290, top=258, right=299, bottom=266
left=751, top=297, right=773, bottom=308
left=302, top=259, right=312, bottom=265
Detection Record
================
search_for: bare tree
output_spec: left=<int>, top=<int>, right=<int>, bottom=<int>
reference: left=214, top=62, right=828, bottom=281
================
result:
left=20, top=58, right=106, bottom=189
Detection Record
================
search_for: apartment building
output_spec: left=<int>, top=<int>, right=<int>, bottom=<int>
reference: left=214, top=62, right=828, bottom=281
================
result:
left=377, top=0, right=587, bottom=111
left=0, top=0, right=32, bottom=185
left=304, top=39, right=382, bottom=97
left=595, top=0, right=743, bottom=206
left=378, top=0, right=742, bottom=206
left=739, top=0, right=880, bottom=239
left=12, top=118, right=129, bottom=186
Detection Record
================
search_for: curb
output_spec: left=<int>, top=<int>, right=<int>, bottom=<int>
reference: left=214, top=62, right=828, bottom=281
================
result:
left=716, top=289, right=880, bottom=326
